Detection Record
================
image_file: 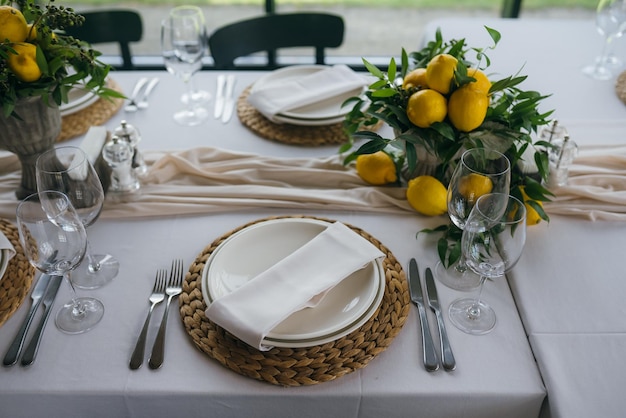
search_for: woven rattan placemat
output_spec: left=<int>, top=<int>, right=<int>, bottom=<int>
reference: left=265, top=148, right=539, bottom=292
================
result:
left=237, top=86, right=350, bottom=146
left=57, top=78, right=124, bottom=143
left=179, top=215, right=410, bottom=386
left=0, top=219, right=36, bottom=327
left=616, top=71, right=626, bottom=105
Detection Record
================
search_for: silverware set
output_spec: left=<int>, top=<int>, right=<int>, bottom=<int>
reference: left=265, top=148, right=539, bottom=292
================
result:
left=3, top=274, right=63, bottom=367
left=125, top=77, right=160, bottom=112
left=214, top=74, right=236, bottom=123
left=130, top=259, right=184, bottom=370
left=407, top=258, right=456, bottom=372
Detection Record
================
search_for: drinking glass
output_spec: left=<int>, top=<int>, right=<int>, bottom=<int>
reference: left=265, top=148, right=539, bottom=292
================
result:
left=435, top=148, right=511, bottom=291
left=36, top=146, right=119, bottom=289
left=161, top=11, right=209, bottom=126
left=582, top=0, right=626, bottom=80
left=169, top=5, right=212, bottom=106
left=16, top=191, right=104, bottom=334
left=448, top=193, right=526, bottom=335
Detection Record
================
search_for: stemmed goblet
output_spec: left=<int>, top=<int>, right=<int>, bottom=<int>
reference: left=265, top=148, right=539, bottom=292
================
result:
left=36, top=146, right=119, bottom=289
left=169, top=5, right=211, bottom=106
left=435, top=148, right=511, bottom=291
left=161, top=10, right=209, bottom=126
left=16, top=191, right=104, bottom=334
left=582, top=0, right=626, bottom=80
left=448, top=193, right=526, bottom=335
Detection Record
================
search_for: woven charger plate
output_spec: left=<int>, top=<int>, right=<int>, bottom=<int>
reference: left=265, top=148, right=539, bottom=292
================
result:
left=57, top=77, right=124, bottom=143
left=237, top=85, right=350, bottom=146
left=179, top=215, right=410, bottom=387
left=0, top=219, right=36, bottom=328
left=616, top=71, right=626, bottom=105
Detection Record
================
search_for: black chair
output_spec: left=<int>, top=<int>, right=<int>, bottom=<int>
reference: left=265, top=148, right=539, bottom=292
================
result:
left=64, top=10, right=143, bottom=70
left=208, top=12, right=345, bottom=70
left=501, top=0, right=523, bottom=18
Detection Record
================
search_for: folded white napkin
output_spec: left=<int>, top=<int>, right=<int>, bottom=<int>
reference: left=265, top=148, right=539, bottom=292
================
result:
left=205, top=221, right=385, bottom=351
left=0, top=230, right=16, bottom=267
left=246, top=64, right=367, bottom=121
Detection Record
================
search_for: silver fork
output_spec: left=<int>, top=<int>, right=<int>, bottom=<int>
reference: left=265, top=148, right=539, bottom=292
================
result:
left=129, top=270, right=167, bottom=370
left=137, top=77, right=160, bottom=110
left=148, top=259, right=184, bottom=369
left=124, top=77, right=148, bottom=112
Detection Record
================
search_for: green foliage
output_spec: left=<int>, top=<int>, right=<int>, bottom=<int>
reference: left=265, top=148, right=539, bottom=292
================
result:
left=342, top=26, right=555, bottom=266
left=0, top=0, right=123, bottom=117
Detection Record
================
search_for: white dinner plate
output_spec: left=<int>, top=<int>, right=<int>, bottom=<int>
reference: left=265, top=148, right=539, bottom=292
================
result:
left=60, top=85, right=99, bottom=116
left=201, top=218, right=385, bottom=348
left=250, top=65, right=363, bottom=123
left=0, top=250, right=8, bottom=283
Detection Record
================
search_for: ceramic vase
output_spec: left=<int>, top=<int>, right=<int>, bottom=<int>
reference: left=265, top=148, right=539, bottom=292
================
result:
left=0, top=97, right=61, bottom=199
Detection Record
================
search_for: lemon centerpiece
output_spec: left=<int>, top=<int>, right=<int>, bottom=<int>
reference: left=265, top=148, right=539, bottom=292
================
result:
left=341, top=27, right=555, bottom=264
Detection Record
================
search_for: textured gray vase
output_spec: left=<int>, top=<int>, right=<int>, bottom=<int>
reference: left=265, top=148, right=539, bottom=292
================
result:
left=0, top=96, right=61, bottom=199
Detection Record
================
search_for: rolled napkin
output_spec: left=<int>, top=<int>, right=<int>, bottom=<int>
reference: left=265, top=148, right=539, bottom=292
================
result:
left=205, top=221, right=385, bottom=351
left=0, top=230, right=16, bottom=265
left=246, top=64, right=367, bottom=121
left=545, top=144, right=626, bottom=221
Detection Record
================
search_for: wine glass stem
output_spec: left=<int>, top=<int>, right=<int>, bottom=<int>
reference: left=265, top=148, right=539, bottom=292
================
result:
left=183, top=76, right=195, bottom=111
left=454, top=253, right=468, bottom=273
left=468, top=275, right=488, bottom=320
left=85, top=239, right=101, bottom=273
left=65, top=272, right=86, bottom=319
left=596, top=36, right=612, bottom=70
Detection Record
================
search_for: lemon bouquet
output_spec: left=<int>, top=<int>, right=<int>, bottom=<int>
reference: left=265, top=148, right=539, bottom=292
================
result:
left=341, top=27, right=554, bottom=266
left=0, top=0, right=120, bottom=117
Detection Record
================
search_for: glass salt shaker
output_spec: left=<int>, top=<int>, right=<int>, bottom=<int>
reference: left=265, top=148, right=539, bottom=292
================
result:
left=548, top=134, right=578, bottom=187
left=539, top=120, right=568, bottom=145
left=102, top=135, right=141, bottom=194
left=114, top=120, right=147, bottom=177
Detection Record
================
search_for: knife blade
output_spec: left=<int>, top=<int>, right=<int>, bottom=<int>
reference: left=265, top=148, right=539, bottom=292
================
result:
left=221, top=74, right=236, bottom=123
left=425, top=268, right=456, bottom=371
left=3, top=274, right=52, bottom=366
left=407, top=258, right=439, bottom=371
left=21, top=275, right=63, bottom=367
left=213, top=74, right=226, bottom=119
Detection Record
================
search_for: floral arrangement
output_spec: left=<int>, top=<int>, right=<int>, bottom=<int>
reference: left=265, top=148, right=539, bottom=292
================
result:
left=0, top=0, right=121, bottom=117
left=341, top=27, right=555, bottom=266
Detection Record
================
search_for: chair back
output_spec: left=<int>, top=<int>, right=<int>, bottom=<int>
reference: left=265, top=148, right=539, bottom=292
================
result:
left=208, top=12, right=344, bottom=70
left=65, top=10, right=143, bottom=70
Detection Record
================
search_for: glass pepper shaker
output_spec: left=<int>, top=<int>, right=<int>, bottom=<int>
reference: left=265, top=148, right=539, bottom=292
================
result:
left=114, top=120, right=147, bottom=177
left=539, top=120, right=568, bottom=145
left=548, top=134, right=578, bottom=187
left=102, top=134, right=141, bottom=194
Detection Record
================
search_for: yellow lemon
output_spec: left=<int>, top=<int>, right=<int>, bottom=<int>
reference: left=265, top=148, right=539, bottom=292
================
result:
left=467, top=68, right=491, bottom=94
left=425, top=53, right=458, bottom=94
left=447, top=86, right=489, bottom=132
left=0, top=5, right=28, bottom=43
left=406, top=175, right=448, bottom=216
left=406, top=89, right=447, bottom=128
left=7, top=43, right=42, bottom=82
left=402, top=67, right=428, bottom=90
left=520, top=186, right=543, bottom=225
left=458, top=173, right=493, bottom=203
left=355, top=151, right=398, bottom=185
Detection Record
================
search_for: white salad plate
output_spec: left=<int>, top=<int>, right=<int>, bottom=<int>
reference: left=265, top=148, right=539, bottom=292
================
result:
left=201, top=218, right=385, bottom=348
left=59, top=85, right=99, bottom=116
left=250, top=65, right=362, bottom=125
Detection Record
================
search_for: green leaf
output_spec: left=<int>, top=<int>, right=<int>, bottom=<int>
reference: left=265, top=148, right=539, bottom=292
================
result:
left=485, top=26, right=501, bottom=46
left=387, top=57, right=397, bottom=84
left=363, top=58, right=384, bottom=79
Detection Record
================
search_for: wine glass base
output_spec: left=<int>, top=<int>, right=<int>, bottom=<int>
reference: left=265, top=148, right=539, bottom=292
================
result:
left=582, top=64, right=613, bottom=81
left=181, top=90, right=212, bottom=105
left=434, top=261, right=482, bottom=291
left=72, top=254, right=119, bottom=290
left=173, top=106, right=209, bottom=126
left=55, top=297, right=104, bottom=334
left=448, top=297, right=496, bottom=335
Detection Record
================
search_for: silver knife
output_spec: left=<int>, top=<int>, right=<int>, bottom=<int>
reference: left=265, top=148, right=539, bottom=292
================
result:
left=137, top=77, right=160, bottom=109
left=425, top=268, right=456, bottom=371
left=408, top=258, right=439, bottom=371
left=221, top=74, right=236, bottom=123
left=21, top=275, right=63, bottom=367
left=3, top=274, right=52, bottom=366
left=213, top=74, right=226, bottom=119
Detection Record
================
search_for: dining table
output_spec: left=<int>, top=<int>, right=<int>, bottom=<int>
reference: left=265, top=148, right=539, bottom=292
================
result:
left=0, top=16, right=623, bottom=418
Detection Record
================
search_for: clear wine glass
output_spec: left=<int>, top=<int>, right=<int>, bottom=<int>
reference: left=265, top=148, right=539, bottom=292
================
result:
left=582, top=0, right=626, bottom=80
left=36, top=146, right=119, bottom=289
left=448, top=193, right=526, bottom=335
left=435, top=148, right=511, bottom=291
left=161, top=12, right=209, bottom=126
left=16, top=191, right=104, bottom=334
left=169, top=5, right=212, bottom=106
